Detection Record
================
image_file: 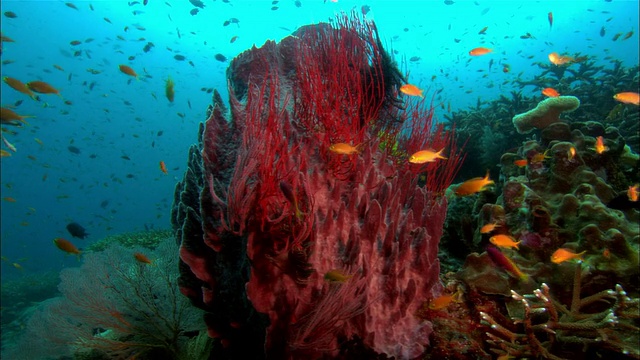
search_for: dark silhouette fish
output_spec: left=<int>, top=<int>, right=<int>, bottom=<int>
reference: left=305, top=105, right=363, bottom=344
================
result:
left=68, top=145, right=81, bottom=154
left=67, top=222, right=89, bottom=239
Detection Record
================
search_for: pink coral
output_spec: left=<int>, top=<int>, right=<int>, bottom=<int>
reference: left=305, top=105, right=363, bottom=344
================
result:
left=175, top=12, right=464, bottom=359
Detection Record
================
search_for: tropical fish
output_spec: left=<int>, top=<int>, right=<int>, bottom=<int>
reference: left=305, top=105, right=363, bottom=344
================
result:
left=1, top=107, right=33, bottom=125
left=66, top=222, right=89, bottom=239
left=490, top=234, right=521, bottom=250
left=600, top=26, right=606, bottom=37
left=165, top=76, right=175, bottom=102
left=454, top=171, right=494, bottom=196
left=230, top=35, right=238, bottom=43
left=541, top=87, right=560, bottom=97
left=400, top=84, right=424, bottom=98
left=502, top=64, right=510, bottom=73
left=469, top=47, right=492, bottom=56
left=408, top=148, right=447, bottom=164
left=622, top=30, right=634, bottom=40
left=0, top=149, right=10, bottom=157
left=159, top=160, right=168, bottom=174
left=478, top=26, right=488, bottom=35
left=27, top=81, right=62, bottom=97
left=133, top=252, right=153, bottom=264
left=551, top=248, right=585, bottom=264
left=486, top=246, right=528, bottom=281
left=4, top=11, right=17, bottom=18
left=3, top=197, right=16, bottom=202
left=612, top=32, right=622, bottom=41
left=428, top=289, right=462, bottom=310
left=329, top=143, right=360, bottom=155
left=118, top=64, right=138, bottom=79
left=628, top=184, right=639, bottom=202
left=3, top=76, right=37, bottom=99
left=324, top=269, right=352, bottom=283
left=2, top=135, right=17, bottom=152
left=513, top=159, right=527, bottom=167
left=567, top=146, right=576, bottom=161
left=613, top=92, right=639, bottom=105
left=530, top=150, right=550, bottom=164
left=593, top=136, right=608, bottom=154
left=548, top=12, right=553, bottom=29
left=480, top=222, right=500, bottom=234
left=53, top=237, right=81, bottom=255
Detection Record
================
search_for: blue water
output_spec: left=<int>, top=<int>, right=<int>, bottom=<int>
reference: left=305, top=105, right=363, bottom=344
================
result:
left=0, top=0, right=637, bottom=276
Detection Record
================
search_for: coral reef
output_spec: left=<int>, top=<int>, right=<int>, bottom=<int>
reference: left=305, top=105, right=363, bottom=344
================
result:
left=87, top=229, right=173, bottom=251
left=172, top=13, right=464, bottom=359
left=512, top=96, right=580, bottom=134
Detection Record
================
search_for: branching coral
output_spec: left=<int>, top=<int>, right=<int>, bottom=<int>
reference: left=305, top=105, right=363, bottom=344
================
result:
left=480, top=263, right=640, bottom=359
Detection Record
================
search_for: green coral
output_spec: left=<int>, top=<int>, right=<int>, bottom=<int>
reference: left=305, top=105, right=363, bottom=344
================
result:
left=87, top=229, right=173, bottom=252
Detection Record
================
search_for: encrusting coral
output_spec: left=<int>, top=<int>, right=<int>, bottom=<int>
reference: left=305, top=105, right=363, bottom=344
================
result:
left=512, top=96, right=580, bottom=134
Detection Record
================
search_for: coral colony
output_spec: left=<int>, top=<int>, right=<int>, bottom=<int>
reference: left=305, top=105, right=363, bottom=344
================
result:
left=172, top=13, right=464, bottom=359
left=171, top=13, right=639, bottom=360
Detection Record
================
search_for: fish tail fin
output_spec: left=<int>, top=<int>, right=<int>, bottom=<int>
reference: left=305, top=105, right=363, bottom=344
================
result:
left=437, top=148, right=448, bottom=160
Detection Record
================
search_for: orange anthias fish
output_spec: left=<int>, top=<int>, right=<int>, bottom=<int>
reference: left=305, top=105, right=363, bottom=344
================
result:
left=628, top=184, right=639, bottom=202
left=119, top=64, right=139, bottom=79
left=551, top=248, right=586, bottom=264
left=548, top=52, right=575, bottom=65
left=2, top=76, right=37, bottom=99
left=454, top=171, right=494, bottom=196
left=613, top=92, right=639, bottom=105
left=469, top=47, right=493, bottom=56
left=1, top=107, right=33, bottom=125
left=408, top=148, right=447, bottom=164
left=513, top=159, right=528, bottom=167
left=594, top=136, right=608, bottom=154
left=486, top=246, right=528, bottom=281
left=53, top=237, right=81, bottom=255
left=548, top=12, right=553, bottom=29
left=541, top=87, right=560, bottom=97
left=400, top=84, right=424, bottom=98
left=134, top=252, right=153, bottom=265
left=428, top=288, right=462, bottom=310
left=159, top=160, right=168, bottom=174
left=329, top=142, right=360, bottom=155
left=324, top=269, right=352, bottom=283
left=490, top=234, right=521, bottom=250
left=530, top=150, right=550, bottom=164
left=480, top=222, right=501, bottom=234
left=27, top=81, right=62, bottom=97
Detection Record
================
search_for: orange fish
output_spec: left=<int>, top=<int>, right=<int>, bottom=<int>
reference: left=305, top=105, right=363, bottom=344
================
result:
left=118, top=64, right=139, bottom=79
left=548, top=52, right=579, bottom=66
left=567, top=146, right=576, bottom=161
left=165, top=76, right=175, bottom=102
left=628, top=184, right=639, bottom=202
left=408, top=148, right=447, bottom=164
left=548, top=12, right=553, bottom=29
left=486, top=246, right=528, bottom=281
left=2, top=76, right=37, bottom=99
left=480, top=222, right=500, bottom=234
left=53, top=237, right=81, bottom=255
left=159, top=160, right=168, bottom=174
left=613, top=92, right=639, bottom=105
left=478, top=26, right=488, bottom=35
left=469, top=47, right=492, bottom=56
left=428, top=289, right=462, bottom=310
left=454, top=171, right=494, bottom=196
left=400, top=84, right=424, bottom=98
left=530, top=150, right=550, bottom=164
left=26, top=81, right=62, bottom=97
left=1, top=107, right=33, bottom=125
left=3, top=197, right=16, bottom=202
left=490, top=234, right=521, bottom=250
left=513, top=159, right=528, bottom=167
left=594, top=136, right=608, bottom=154
left=329, top=143, right=360, bottom=155
left=551, top=248, right=585, bottom=264
left=134, top=252, right=153, bottom=264
left=0, top=149, right=11, bottom=157
left=541, top=87, right=560, bottom=97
